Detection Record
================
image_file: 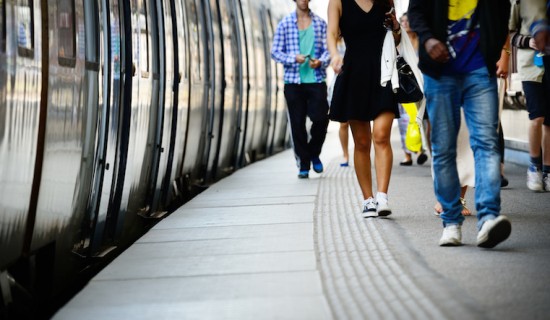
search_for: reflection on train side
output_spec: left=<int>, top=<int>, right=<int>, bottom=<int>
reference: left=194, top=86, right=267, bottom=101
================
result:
left=0, top=0, right=290, bottom=318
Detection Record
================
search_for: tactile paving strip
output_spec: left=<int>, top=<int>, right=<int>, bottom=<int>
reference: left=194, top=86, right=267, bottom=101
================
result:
left=314, top=160, right=477, bottom=320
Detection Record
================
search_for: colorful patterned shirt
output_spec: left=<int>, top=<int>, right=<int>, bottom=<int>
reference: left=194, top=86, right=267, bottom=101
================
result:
left=271, top=10, right=330, bottom=84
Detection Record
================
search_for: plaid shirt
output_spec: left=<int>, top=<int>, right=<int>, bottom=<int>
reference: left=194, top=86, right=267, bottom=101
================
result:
left=271, top=10, right=330, bottom=84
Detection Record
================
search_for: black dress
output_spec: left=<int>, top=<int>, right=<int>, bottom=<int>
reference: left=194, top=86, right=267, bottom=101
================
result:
left=329, top=0, right=399, bottom=122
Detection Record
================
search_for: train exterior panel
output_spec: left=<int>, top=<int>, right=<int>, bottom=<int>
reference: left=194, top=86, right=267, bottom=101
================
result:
left=0, top=0, right=290, bottom=318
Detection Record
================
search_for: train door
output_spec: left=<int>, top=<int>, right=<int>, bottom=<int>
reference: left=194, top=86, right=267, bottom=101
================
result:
left=75, top=0, right=124, bottom=256
left=180, top=0, right=208, bottom=189
left=0, top=0, right=43, bottom=271
left=246, top=1, right=269, bottom=161
left=262, top=7, right=280, bottom=155
left=169, top=0, right=190, bottom=199
left=211, top=0, right=240, bottom=179
left=267, top=8, right=289, bottom=153
left=158, top=0, right=185, bottom=209
left=202, top=0, right=226, bottom=182
left=233, top=0, right=250, bottom=168
left=114, top=0, right=166, bottom=221
left=193, top=0, right=216, bottom=185
left=117, top=0, right=154, bottom=228
left=32, top=0, right=89, bottom=251
left=149, top=0, right=178, bottom=213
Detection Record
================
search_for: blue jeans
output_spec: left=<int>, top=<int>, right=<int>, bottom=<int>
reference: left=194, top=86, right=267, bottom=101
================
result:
left=424, top=67, right=501, bottom=230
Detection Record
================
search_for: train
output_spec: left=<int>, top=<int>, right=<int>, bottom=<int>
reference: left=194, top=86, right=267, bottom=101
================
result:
left=0, top=0, right=290, bottom=318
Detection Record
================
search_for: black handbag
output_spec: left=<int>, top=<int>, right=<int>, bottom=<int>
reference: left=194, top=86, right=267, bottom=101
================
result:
left=395, top=55, right=424, bottom=103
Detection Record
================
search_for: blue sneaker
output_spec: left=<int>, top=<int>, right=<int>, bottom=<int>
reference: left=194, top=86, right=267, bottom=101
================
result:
left=312, top=158, right=323, bottom=173
left=298, top=170, right=309, bottom=179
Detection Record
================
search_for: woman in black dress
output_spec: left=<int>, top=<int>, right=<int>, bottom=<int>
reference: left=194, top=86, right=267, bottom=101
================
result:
left=327, top=0, right=400, bottom=217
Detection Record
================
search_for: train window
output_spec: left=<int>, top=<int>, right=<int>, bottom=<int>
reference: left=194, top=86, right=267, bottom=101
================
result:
left=0, top=0, right=5, bottom=52
left=57, top=0, right=76, bottom=67
left=16, top=0, right=34, bottom=57
left=110, top=3, right=121, bottom=78
left=139, top=0, right=150, bottom=77
left=186, top=0, right=201, bottom=81
left=219, top=0, right=235, bottom=81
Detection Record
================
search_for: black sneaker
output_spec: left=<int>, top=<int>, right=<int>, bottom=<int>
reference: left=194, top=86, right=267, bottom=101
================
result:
left=417, top=152, right=428, bottom=165
left=501, top=174, right=509, bottom=188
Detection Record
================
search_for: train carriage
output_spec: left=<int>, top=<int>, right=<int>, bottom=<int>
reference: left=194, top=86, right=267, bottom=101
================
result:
left=0, top=0, right=289, bottom=318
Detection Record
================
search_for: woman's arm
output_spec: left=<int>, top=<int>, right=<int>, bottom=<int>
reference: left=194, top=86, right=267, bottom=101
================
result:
left=327, top=0, right=343, bottom=74
left=496, top=33, right=511, bottom=78
left=384, top=7, right=401, bottom=45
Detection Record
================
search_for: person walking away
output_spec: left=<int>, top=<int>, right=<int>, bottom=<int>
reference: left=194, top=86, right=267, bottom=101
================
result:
left=409, top=0, right=512, bottom=247
left=327, top=0, right=401, bottom=217
left=509, top=0, right=550, bottom=191
left=271, top=0, right=330, bottom=179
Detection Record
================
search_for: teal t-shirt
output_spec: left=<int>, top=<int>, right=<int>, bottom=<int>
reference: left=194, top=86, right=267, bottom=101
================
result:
left=299, top=24, right=316, bottom=83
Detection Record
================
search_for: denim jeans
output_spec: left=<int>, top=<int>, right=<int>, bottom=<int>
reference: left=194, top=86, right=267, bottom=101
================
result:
left=424, top=67, right=501, bottom=230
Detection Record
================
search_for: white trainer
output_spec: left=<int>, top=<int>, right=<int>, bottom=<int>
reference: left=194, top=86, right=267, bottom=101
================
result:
left=477, top=215, right=512, bottom=248
left=439, top=224, right=462, bottom=246
left=376, top=197, right=392, bottom=217
left=543, top=173, right=550, bottom=192
left=527, top=167, right=543, bottom=191
left=362, top=198, right=377, bottom=218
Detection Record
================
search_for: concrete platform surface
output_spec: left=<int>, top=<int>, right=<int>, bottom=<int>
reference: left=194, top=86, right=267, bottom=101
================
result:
left=54, top=122, right=550, bottom=320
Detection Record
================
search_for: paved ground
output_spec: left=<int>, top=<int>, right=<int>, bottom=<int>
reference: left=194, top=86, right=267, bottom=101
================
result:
left=54, top=122, right=550, bottom=320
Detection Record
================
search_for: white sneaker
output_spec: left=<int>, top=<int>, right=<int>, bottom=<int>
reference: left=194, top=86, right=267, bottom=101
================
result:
left=439, top=224, right=462, bottom=246
left=527, top=167, right=543, bottom=191
left=376, top=197, right=392, bottom=217
left=477, top=215, right=512, bottom=248
left=362, top=198, right=377, bottom=218
left=543, top=173, right=550, bottom=192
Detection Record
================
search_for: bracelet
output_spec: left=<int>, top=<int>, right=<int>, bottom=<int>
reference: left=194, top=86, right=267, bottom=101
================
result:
left=392, top=27, right=401, bottom=35
left=502, top=47, right=511, bottom=55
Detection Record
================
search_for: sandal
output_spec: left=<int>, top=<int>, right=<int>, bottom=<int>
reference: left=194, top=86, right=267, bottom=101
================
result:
left=433, top=202, right=443, bottom=216
left=434, top=199, right=471, bottom=216
left=460, top=197, right=472, bottom=216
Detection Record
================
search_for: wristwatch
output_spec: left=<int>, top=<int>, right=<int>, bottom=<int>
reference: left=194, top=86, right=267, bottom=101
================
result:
left=392, top=27, right=401, bottom=35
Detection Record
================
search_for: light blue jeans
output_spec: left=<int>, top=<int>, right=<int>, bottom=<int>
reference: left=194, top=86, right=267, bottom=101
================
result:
left=424, top=67, right=501, bottom=230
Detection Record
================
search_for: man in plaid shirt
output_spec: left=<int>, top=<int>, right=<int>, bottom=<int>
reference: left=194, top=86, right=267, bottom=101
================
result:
left=271, top=0, right=331, bottom=179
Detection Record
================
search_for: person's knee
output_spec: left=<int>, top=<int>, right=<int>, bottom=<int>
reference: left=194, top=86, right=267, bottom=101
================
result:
left=531, top=117, right=544, bottom=126
left=354, top=138, right=371, bottom=153
left=530, top=118, right=545, bottom=136
left=372, top=130, right=390, bottom=147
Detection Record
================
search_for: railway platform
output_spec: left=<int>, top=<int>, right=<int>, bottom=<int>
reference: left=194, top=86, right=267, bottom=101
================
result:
left=53, top=123, right=550, bottom=320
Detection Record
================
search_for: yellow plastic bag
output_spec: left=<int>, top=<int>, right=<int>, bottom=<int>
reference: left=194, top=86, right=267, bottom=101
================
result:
left=402, top=103, right=422, bottom=153
left=405, top=121, right=422, bottom=153
left=401, top=103, right=417, bottom=119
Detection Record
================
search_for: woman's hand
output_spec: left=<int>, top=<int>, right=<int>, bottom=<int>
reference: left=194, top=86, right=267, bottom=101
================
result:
left=384, top=7, right=399, bottom=31
left=330, top=54, right=344, bottom=74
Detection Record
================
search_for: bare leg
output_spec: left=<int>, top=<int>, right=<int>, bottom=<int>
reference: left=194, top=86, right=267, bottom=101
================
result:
left=339, top=122, right=350, bottom=164
left=543, top=125, right=550, bottom=167
left=349, top=120, right=373, bottom=200
left=460, top=186, right=471, bottom=216
left=372, top=112, right=394, bottom=194
left=529, top=118, right=543, bottom=159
